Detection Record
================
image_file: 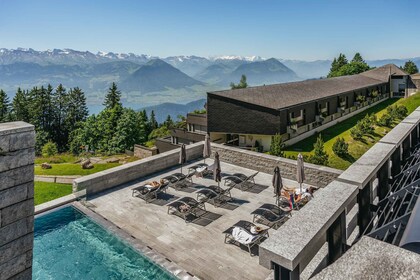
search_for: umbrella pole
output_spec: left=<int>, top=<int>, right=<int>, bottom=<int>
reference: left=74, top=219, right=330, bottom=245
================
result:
left=300, top=183, right=302, bottom=193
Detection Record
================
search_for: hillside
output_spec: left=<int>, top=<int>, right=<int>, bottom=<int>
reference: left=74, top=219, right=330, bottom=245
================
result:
left=231, top=58, right=299, bottom=85
left=141, top=99, right=207, bottom=123
left=121, top=59, right=203, bottom=93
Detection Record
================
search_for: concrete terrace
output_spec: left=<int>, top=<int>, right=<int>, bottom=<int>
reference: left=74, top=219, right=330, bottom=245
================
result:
left=83, top=159, right=315, bottom=280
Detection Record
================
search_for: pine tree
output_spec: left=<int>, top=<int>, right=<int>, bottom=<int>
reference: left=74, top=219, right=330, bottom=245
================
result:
left=309, top=134, right=329, bottom=165
left=402, top=60, right=419, bottom=74
left=351, top=53, right=365, bottom=63
left=336, top=53, right=348, bottom=68
left=103, top=82, right=122, bottom=110
left=12, top=88, right=30, bottom=122
left=0, top=89, right=11, bottom=122
left=149, top=110, right=158, bottom=130
left=52, top=84, right=69, bottom=151
left=270, top=134, right=285, bottom=157
left=230, top=75, right=248, bottom=89
left=137, top=110, right=150, bottom=144
left=164, top=115, right=174, bottom=128
left=66, top=87, right=88, bottom=128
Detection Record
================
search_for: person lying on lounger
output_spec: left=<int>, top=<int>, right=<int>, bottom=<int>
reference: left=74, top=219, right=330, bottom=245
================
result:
left=140, top=179, right=165, bottom=194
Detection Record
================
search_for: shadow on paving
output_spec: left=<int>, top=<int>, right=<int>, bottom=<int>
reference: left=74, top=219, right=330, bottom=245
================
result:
left=205, top=196, right=250, bottom=210
left=172, top=209, right=222, bottom=226
left=236, top=183, right=269, bottom=194
left=170, top=183, right=206, bottom=193
left=149, top=193, right=180, bottom=206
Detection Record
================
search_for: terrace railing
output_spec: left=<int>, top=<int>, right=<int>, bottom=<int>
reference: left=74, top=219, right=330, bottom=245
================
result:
left=259, top=108, right=420, bottom=280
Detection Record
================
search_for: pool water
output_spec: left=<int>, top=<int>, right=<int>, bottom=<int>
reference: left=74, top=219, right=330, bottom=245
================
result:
left=33, top=206, right=175, bottom=280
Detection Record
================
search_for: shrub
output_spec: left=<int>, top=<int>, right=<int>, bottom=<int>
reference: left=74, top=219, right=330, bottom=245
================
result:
left=378, top=114, right=393, bottom=127
left=396, top=105, right=408, bottom=119
left=308, top=134, right=329, bottom=165
left=350, top=126, right=364, bottom=140
left=270, top=134, right=285, bottom=157
left=369, top=113, right=377, bottom=125
left=332, top=137, right=349, bottom=157
left=387, top=104, right=408, bottom=120
left=359, top=114, right=374, bottom=135
left=42, top=141, right=58, bottom=157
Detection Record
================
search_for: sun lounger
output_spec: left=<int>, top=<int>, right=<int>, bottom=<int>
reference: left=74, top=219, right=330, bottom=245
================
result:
left=223, top=220, right=269, bottom=256
left=251, top=204, right=291, bottom=229
left=132, top=180, right=169, bottom=203
left=163, top=171, right=195, bottom=190
left=167, top=196, right=206, bottom=223
left=196, top=184, right=234, bottom=206
left=223, top=171, right=259, bottom=191
left=188, top=163, right=209, bottom=177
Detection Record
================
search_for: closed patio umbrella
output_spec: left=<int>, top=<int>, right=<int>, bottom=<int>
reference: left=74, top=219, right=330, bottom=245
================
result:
left=273, top=166, right=283, bottom=194
left=297, top=153, right=305, bottom=193
left=179, top=144, right=187, bottom=173
left=203, top=134, right=211, bottom=163
left=214, top=151, right=221, bottom=186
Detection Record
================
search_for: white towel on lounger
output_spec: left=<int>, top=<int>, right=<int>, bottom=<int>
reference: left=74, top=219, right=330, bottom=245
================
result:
left=232, top=227, right=257, bottom=245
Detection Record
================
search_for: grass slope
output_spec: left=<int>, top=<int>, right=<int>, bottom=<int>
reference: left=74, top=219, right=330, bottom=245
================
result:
left=284, top=93, right=420, bottom=170
left=35, top=163, right=121, bottom=176
left=34, top=181, right=72, bottom=205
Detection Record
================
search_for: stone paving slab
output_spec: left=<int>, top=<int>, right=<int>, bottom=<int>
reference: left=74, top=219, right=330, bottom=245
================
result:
left=87, top=159, right=317, bottom=280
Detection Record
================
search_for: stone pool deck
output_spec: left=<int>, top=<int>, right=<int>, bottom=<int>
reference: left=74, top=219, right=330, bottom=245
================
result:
left=83, top=159, right=315, bottom=280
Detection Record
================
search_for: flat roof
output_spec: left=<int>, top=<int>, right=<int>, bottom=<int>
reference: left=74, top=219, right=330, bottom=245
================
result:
left=208, top=64, right=405, bottom=111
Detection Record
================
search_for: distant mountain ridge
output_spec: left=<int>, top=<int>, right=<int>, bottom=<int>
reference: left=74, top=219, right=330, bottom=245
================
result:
left=1, top=47, right=419, bottom=116
left=121, top=59, right=203, bottom=93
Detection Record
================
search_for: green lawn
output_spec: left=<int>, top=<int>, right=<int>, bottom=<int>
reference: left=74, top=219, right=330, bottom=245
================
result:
left=35, top=163, right=121, bottom=176
left=284, top=93, right=420, bottom=170
left=34, top=181, right=73, bottom=205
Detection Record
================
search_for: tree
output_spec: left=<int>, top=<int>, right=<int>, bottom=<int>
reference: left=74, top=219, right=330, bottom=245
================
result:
left=402, top=60, right=418, bottom=74
left=328, top=53, right=370, bottom=78
left=309, top=134, right=329, bottom=165
left=230, top=75, right=248, bottom=89
left=163, top=115, right=174, bottom=128
left=148, top=126, right=170, bottom=141
left=103, top=82, right=122, bottom=110
left=149, top=110, right=158, bottom=130
left=270, top=134, right=285, bottom=157
left=12, top=88, right=30, bottom=122
left=351, top=53, right=365, bottom=63
left=332, top=137, right=349, bottom=157
left=42, top=141, right=58, bottom=157
left=0, top=89, right=11, bottom=122
left=110, top=108, right=142, bottom=153
left=65, top=87, right=89, bottom=148
left=52, top=84, right=69, bottom=151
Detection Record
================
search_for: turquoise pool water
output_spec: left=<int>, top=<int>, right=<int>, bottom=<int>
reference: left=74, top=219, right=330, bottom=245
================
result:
left=33, top=206, right=175, bottom=280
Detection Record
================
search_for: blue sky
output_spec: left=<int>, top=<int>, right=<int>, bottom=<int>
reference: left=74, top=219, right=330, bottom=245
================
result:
left=0, top=0, right=419, bottom=60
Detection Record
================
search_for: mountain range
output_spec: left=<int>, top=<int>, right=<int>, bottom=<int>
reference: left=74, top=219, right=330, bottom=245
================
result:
left=0, top=48, right=419, bottom=119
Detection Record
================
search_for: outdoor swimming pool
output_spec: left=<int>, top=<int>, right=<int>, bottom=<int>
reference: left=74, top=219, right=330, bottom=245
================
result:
left=33, top=206, right=175, bottom=279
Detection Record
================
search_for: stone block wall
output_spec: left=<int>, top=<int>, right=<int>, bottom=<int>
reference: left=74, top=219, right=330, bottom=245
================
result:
left=133, top=144, right=158, bottom=159
left=0, top=122, right=35, bottom=280
left=74, top=142, right=204, bottom=196
left=211, top=143, right=342, bottom=187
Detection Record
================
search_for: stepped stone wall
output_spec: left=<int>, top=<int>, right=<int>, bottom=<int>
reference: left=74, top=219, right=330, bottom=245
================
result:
left=0, top=122, right=35, bottom=280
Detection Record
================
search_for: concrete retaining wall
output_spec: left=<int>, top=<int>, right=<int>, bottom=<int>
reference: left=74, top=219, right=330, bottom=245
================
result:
left=74, top=142, right=204, bottom=196
left=133, top=144, right=158, bottom=159
left=211, top=143, right=342, bottom=187
left=0, top=121, right=35, bottom=280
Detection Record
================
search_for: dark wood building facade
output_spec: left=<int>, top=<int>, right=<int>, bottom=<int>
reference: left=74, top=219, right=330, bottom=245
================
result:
left=208, top=64, right=409, bottom=151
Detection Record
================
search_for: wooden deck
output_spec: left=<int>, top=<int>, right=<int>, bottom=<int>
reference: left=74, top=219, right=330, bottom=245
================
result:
left=86, top=159, right=314, bottom=280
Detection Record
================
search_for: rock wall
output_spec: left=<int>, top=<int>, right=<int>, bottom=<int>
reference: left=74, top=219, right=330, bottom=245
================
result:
left=74, top=142, right=204, bottom=196
left=0, top=122, right=35, bottom=280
